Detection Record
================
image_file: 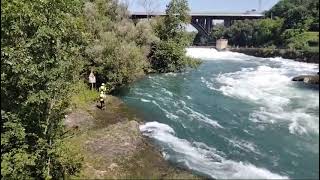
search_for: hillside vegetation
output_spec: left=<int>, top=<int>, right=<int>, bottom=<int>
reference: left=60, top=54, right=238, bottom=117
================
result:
left=1, top=0, right=199, bottom=179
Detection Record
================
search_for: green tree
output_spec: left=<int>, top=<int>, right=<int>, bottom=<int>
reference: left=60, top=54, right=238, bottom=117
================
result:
left=135, top=20, right=160, bottom=47
left=1, top=0, right=85, bottom=178
left=224, top=20, right=259, bottom=47
left=83, top=0, right=154, bottom=90
left=266, top=0, right=295, bottom=18
left=150, top=40, right=190, bottom=72
left=218, top=0, right=318, bottom=49
left=156, top=0, right=190, bottom=44
left=308, top=0, right=319, bottom=31
left=211, top=24, right=226, bottom=40
left=151, top=0, right=200, bottom=73
left=266, top=0, right=318, bottom=30
left=255, top=18, right=284, bottom=46
left=285, top=6, right=312, bottom=30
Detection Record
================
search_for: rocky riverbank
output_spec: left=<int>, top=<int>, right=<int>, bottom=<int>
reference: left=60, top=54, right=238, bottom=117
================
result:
left=64, top=95, right=200, bottom=179
left=229, top=48, right=319, bottom=64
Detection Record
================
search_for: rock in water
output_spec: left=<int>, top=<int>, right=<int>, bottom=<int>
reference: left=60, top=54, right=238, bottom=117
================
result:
left=292, top=75, right=319, bottom=84
left=292, top=76, right=306, bottom=82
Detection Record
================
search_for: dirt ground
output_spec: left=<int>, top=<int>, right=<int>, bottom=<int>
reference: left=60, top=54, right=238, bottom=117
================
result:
left=65, top=95, right=201, bottom=179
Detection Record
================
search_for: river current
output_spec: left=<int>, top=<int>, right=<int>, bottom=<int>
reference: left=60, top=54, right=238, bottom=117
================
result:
left=118, top=48, right=319, bottom=179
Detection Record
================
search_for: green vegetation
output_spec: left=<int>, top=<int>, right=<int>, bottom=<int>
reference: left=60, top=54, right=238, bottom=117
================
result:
left=210, top=0, right=319, bottom=51
left=1, top=0, right=199, bottom=179
left=283, top=31, right=319, bottom=50
left=266, top=0, right=319, bottom=30
left=70, top=82, right=99, bottom=109
left=150, top=0, right=201, bottom=73
left=83, top=0, right=153, bottom=91
left=1, top=0, right=85, bottom=178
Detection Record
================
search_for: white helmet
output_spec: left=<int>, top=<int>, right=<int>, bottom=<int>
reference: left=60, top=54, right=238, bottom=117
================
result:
left=102, top=83, right=106, bottom=86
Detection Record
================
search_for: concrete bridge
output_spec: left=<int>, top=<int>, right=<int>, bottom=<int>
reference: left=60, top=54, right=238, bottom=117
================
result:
left=130, top=12, right=264, bottom=38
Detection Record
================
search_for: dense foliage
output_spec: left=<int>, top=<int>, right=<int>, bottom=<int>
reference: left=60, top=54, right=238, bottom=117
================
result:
left=150, top=0, right=201, bottom=73
left=266, top=0, right=319, bottom=30
left=210, top=0, right=319, bottom=50
left=83, top=0, right=160, bottom=91
left=1, top=0, right=199, bottom=178
left=221, top=18, right=284, bottom=47
left=1, top=0, right=85, bottom=178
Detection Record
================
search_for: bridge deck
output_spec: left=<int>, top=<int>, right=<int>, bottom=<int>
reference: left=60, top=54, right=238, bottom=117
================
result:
left=130, top=11, right=264, bottom=38
left=130, top=11, right=264, bottom=17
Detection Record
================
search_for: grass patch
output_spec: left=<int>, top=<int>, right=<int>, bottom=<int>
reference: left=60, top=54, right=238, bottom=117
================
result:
left=304, top=46, right=319, bottom=53
left=302, top=32, right=319, bottom=41
left=70, top=81, right=98, bottom=109
left=287, top=31, right=319, bottom=50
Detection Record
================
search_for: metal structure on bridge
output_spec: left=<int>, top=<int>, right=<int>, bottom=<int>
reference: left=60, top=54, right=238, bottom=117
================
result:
left=130, top=12, right=264, bottom=38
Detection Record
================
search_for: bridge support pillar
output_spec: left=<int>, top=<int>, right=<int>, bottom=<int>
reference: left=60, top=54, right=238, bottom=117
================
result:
left=224, top=19, right=232, bottom=27
left=198, top=18, right=205, bottom=28
left=206, top=18, right=213, bottom=34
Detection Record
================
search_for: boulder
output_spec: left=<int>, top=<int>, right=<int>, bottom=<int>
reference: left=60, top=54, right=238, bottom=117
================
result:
left=292, top=75, right=319, bottom=84
left=292, top=76, right=306, bottom=82
left=303, top=76, right=319, bottom=84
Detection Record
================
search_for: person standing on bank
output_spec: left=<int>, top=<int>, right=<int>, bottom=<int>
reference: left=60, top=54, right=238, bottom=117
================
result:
left=99, top=83, right=107, bottom=109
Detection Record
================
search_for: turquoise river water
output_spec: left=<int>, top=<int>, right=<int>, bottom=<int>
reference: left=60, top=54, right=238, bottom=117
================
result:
left=118, top=48, right=319, bottom=179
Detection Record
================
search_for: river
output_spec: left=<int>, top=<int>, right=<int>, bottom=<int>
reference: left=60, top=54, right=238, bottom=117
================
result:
left=118, top=48, right=319, bottom=179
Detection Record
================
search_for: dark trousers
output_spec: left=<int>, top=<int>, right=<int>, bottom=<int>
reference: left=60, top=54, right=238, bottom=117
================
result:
left=100, top=100, right=105, bottom=109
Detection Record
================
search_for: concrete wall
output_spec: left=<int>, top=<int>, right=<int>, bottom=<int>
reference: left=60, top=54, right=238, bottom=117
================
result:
left=216, top=39, right=228, bottom=51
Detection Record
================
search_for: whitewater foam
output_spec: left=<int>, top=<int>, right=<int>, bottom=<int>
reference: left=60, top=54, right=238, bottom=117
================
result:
left=210, top=64, right=318, bottom=135
left=140, top=122, right=289, bottom=179
left=186, top=47, right=252, bottom=61
left=186, top=48, right=318, bottom=71
left=190, top=47, right=318, bottom=135
left=161, top=88, right=174, bottom=97
left=216, top=66, right=292, bottom=107
left=174, top=100, right=223, bottom=128
left=225, top=137, right=261, bottom=155
left=151, top=100, right=179, bottom=120
left=165, top=72, right=178, bottom=77
left=250, top=108, right=319, bottom=135
left=140, top=98, right=151, bottom=103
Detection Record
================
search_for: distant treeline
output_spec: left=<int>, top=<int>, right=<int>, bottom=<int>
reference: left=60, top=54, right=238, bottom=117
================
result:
left=200, top=0, right=319, bottom=51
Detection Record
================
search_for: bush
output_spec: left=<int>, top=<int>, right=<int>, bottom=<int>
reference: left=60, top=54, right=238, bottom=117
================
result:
left=83, top=0, right=151, bottom=89
left=150, top=40, right=188, bottom=73
left=282, top=30, right=319, bottom=50
left=135, top=20, right=160, bottom=47
left=1, top=0, right=86, bottom=178
left=150, top=0, right=201, bottom=73
left=70, top=81, right=99, bottom=109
